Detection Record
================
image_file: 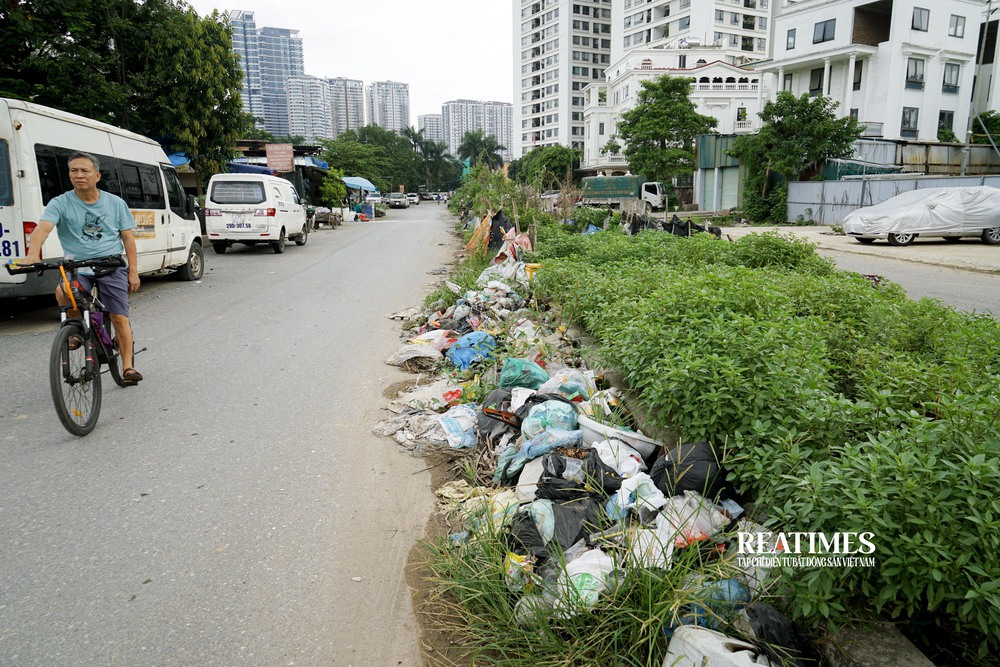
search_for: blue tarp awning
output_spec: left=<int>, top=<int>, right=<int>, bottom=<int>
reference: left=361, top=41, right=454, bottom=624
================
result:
left=305, top=156, right=329, bottom=169
left=228, top=162, right=275, bottom=175
left=168, top=152, right=189, bottom=167
left=342, top=176, right=377, bottom=192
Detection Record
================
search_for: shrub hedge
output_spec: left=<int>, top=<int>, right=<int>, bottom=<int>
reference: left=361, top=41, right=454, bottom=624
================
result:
left=528, top=228, right=1000, bottom=655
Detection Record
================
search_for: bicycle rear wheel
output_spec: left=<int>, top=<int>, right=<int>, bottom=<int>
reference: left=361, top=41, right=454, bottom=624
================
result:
left=50, top=324, right=102, bottom=436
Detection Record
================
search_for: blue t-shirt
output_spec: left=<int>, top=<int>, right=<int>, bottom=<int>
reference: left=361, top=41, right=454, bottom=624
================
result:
left=41, top=190, right=137, bottom=261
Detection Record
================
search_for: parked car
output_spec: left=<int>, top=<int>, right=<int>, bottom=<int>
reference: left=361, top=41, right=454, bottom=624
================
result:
left=842, top=186, right=1000, bottom=246
left=365, top=192, right=383, bottom=206
left=406, top=192, right=420, bottom=205
left=387, top=192, right=409, bottom=209
left=419, top=191, right=435, bottom=201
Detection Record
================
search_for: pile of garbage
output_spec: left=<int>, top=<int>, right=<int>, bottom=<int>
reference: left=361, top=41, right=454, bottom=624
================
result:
left=375, top=230, right=816, bottom=666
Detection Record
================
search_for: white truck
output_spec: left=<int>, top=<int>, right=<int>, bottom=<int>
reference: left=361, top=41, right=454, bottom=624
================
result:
left=0, top=97, right=204, bottom=298
left=580, top=174, right=667, bottom=214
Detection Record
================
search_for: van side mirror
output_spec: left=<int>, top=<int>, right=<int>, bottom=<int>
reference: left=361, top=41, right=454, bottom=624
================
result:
left=186, top=195, right=196, bottom=217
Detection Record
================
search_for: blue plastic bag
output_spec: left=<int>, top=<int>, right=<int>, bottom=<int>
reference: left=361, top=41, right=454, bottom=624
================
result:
left=446, top=331, right=497, bottom=370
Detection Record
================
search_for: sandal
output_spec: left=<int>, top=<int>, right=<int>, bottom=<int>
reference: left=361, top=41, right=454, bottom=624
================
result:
left=67, top=334, right=83, bottom=350
left=122, top=368, right=143, bottom=385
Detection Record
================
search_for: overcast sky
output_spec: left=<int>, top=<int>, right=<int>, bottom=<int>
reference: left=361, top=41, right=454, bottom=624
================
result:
left=184, top=0, right=515, bottom=125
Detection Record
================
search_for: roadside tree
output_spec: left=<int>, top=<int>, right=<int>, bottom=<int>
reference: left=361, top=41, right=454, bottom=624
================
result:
left=458, top=130, right=505, bottom=170
left=729, top=91, right=862, bottom=223
left=509, top=145, right=580, bottom=189
left=319, top=167, right=347, bottom=208
left=616, top=75, right=717, bottom=183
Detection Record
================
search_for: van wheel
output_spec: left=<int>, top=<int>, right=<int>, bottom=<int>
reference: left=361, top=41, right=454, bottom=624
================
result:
left=983, top=226, right=1000, bottom=245
left=272, top=229, right=286, bottom=254
left=212, top=241, right=227, bottom=254
left=295, top=223, right=308, bottom=246
left=177, top=243, right=204, bottom=280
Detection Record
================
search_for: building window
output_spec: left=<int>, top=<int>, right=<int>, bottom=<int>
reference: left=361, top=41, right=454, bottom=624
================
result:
left=939, top=110, right=955, bottom=135
left=912, top=7, right=929, bottom=31
left=757, top=37, right=766, bottom=50
left=906, top=57, right=925, bottom=89
left=680, top=0, right=690, bottom=7
left=786, top=28, right=796, bottom=49
left=715, top=9, right=724, bottom=22
left=679, top=54, right=687, bottom=68
left=853, top=61, right=863, bottom=91
left=949, top=15, right=966, bottom=38
left=730, top=12, right=739, bottom=25
left=599, top=122, right=605, bottom=134
left=737, top=107, right=747, bottom=121
left=813, top=19, right=835, bottom=44
left=783, top=72, right=793, bottom=91
left=679, top=16, right=690, bottom=29
left=901, top=107, right=919, bottom=137
left=943, top=62, right=960, bottom=93
left=850, top=108, right=859, bottom=119
left=809, top=67, right=824, bottom=96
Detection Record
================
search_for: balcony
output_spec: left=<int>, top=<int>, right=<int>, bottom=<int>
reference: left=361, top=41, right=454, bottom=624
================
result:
left=859, top=121, right=883, bottom=138
left=734, top=120, right=756, bottom=133
left=692, top=82, right=759, bottom=92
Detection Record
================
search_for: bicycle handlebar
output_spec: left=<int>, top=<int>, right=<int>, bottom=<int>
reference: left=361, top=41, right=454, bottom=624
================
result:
left=4, top=254, right=126, bottom=276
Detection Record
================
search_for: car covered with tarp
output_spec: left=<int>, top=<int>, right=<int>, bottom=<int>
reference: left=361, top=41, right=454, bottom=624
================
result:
left=842, top=186, right=1000, bottom=246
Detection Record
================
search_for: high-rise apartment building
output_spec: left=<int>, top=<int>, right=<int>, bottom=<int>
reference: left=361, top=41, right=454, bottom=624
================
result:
left=227, top=10, right=263, bottom=123
left=328, top=77, right=365, bottom=137
left=442, top=100, right=514, bottom=160
left=366, top=81, right=410, bottom=133
left=418, top=114, right=445, bottom=145
left=513, top=0, right=613, bottom=157
left=286, top=75, right=333, bottom=142
left=257, top=26, right=304, bottom=137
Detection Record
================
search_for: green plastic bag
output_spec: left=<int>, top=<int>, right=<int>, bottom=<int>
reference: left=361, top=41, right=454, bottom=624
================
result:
left=499, top=358, right=550, bottom=390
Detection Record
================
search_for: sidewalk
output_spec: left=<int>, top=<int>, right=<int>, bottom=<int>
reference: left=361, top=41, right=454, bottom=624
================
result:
left=716, top=225, right=1000, bottom=275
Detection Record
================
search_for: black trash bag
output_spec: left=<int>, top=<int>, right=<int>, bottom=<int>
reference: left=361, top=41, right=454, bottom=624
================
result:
left=504, top=498, right=606, bottom=564
left=478, top=387, right=519, bottom=446
left=488, top=209, right=514, bottom=250
left=649, top=441, right=725, bottom=499
left=670, top=215, right=690, bottom=237
left=742, top=602, right=819, bottom=667
left=506, top=511, right=549, bottom=561
left=536, top=447, right=623, bottom=501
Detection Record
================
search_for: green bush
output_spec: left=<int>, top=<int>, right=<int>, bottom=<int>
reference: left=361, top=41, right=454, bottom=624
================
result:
left=529, top=228, right=1000, bottom=655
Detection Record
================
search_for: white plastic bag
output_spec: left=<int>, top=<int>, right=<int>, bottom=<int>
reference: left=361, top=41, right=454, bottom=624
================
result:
left=662, top=625, right=771, bottom=667
left=593, top=438, right=647, bottom=477
left=552, top=547, right=615, bottom=618
left=438, top=403, right=478, bottom=449
left=659, top=491, right=729, bottom=548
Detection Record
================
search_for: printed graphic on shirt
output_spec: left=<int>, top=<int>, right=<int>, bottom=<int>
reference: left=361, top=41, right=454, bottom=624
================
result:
left=83, top=212, right=105, bottom=242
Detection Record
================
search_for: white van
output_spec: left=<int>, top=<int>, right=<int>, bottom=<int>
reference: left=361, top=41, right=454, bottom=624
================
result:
left=0, top=97, right=204, bottom=299
left=204, top=174, right=308, bottom=254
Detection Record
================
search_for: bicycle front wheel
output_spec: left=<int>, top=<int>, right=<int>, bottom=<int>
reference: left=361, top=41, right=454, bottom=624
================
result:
left=50, top=324, right=102, bottom=436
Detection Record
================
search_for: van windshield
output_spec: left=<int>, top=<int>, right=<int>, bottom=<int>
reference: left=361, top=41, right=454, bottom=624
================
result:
left=0, top=140, right=13, bottom=206
left=210, top=181, right=266, bottom=205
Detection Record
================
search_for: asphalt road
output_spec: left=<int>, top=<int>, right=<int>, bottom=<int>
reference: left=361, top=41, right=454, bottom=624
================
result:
left=0, top=204, right=456, bottom=666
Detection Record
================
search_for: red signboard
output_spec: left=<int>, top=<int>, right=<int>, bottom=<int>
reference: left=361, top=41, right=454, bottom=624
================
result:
left=265, top=143, right=294, bottom=172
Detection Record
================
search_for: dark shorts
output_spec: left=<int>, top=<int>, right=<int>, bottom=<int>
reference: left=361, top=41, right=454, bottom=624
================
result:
left=77, top=267, right=130, bottom=316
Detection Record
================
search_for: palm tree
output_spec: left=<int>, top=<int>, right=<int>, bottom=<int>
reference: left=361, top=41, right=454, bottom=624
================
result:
left=400, top=126, right=424, bottom=154
left=420, top=140, right=446, bottom=190
left=458, top=129, right=505, bottom=170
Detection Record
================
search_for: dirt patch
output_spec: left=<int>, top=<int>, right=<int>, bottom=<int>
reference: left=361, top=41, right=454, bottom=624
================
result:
left=403, top=447, right=477, bottom=667
left=383, top=378, right=421, bottom=400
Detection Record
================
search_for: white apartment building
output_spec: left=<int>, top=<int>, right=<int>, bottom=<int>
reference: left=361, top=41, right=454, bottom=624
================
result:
left=366, top=81, right=410, bottom=133
left=442, top=100, right=514, bottom=160
left=418, top=114, right=445, bottom=145
left=328, top=77, right=365, bottom=138
left=755, top=0, right=982, bottom=142
left=285, top=76, right=333, bottom=142
left=582, top=45, right=767, bottom=173
left=614, top=0, right=773, bottom=62
left=513, top=0, right=614, bottom=157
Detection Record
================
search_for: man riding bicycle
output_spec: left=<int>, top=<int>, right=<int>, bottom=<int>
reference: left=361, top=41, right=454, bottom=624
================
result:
left=23, top=152, right=143, bottom=385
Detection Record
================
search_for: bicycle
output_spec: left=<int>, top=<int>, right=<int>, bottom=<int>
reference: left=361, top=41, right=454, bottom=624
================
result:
left=6, top=255, right=144, bottom=436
